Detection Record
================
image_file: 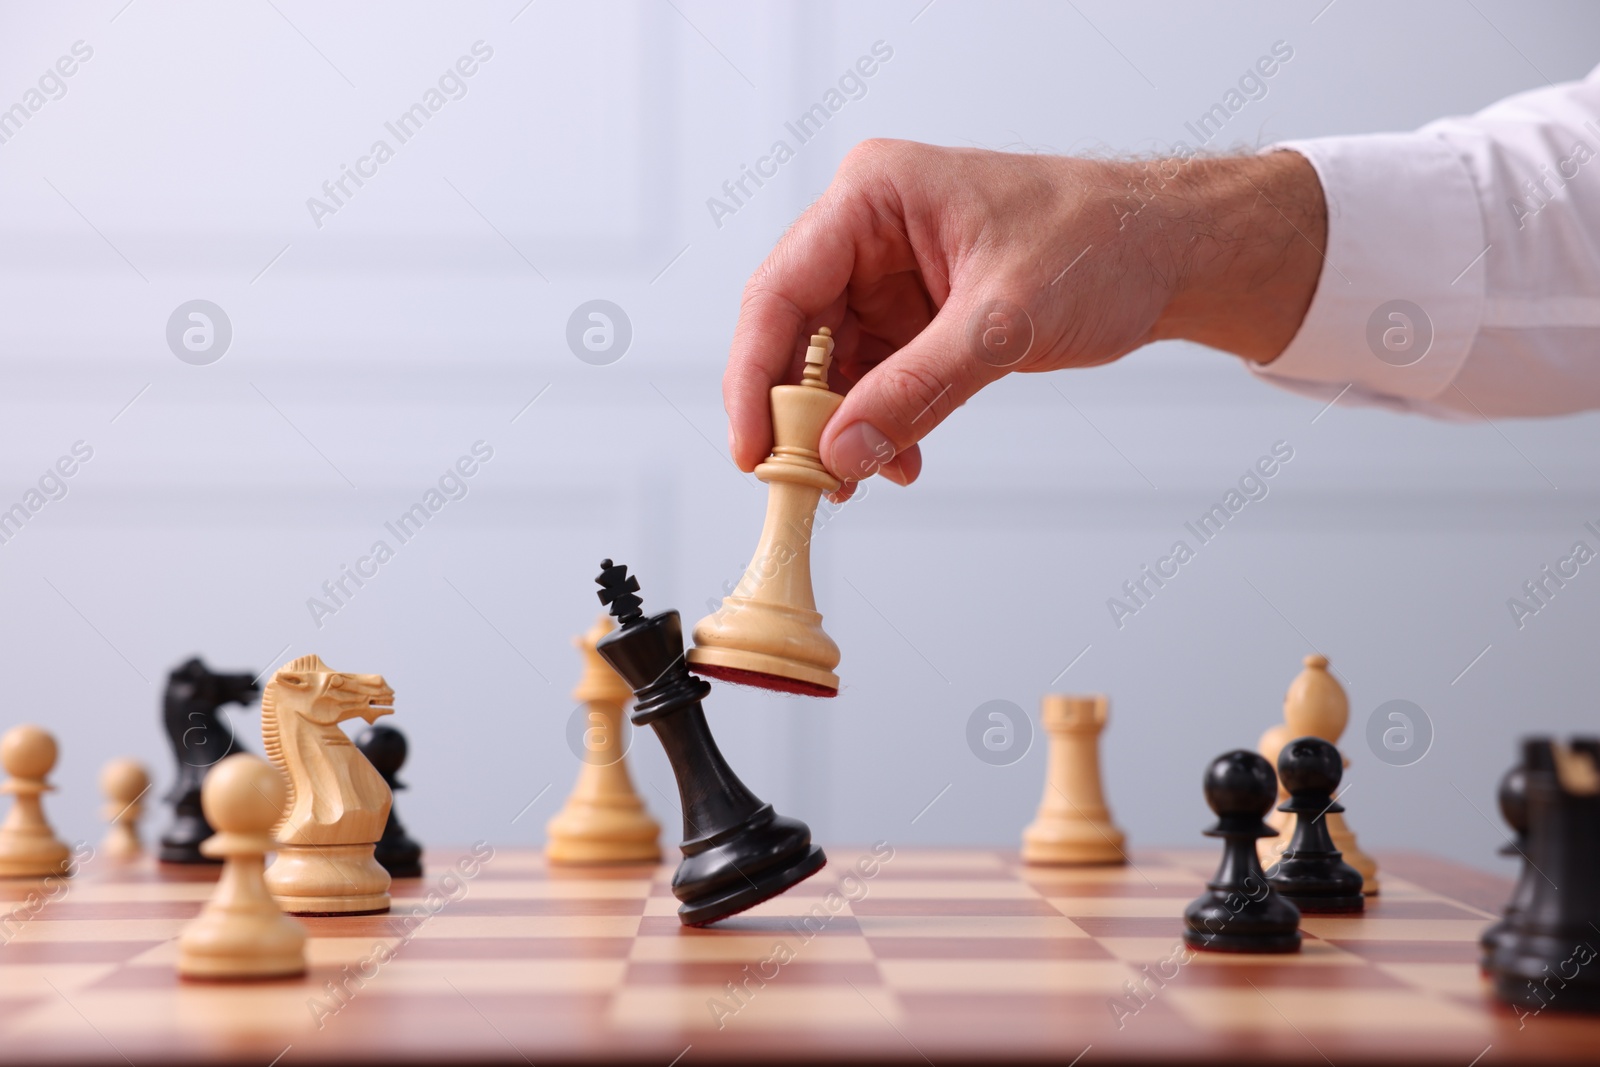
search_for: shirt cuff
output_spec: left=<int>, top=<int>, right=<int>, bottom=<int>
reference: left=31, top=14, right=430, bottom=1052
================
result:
left=1249, top=134, right=1487, bottom=409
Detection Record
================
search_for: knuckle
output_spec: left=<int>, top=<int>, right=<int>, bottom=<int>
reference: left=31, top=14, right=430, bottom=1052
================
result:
left=843, top=137, right=898, bottom=165
left=743, top=205, right=826, bottom=303
left=737, top=274, right=802, bottom=327
left=739, top=273, right=776, bottom=307
left=879, top=362, right=955, bottom=429
left=840, top=138, right=916, bottom=181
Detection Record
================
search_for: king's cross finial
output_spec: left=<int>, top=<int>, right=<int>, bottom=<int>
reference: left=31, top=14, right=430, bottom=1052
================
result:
left=801, top=326, right=833, bottom=388
left=595, top=559, right=644, bottom=626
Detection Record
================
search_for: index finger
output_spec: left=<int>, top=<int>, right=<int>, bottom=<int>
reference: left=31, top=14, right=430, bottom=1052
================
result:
left=723, top=195, right=865, bottom=471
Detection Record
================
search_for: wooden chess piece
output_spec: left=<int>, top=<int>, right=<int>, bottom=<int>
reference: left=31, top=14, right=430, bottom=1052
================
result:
left=687, top=328, right=844, bottom=698
left=356, top=725, right=423, bottom=878
left=1481, top=760, right=1532, bottom=967
left=178, top=754, right=307, bottom=980
left=1267, top=737, right=1365, bottom=913
left=0, top=725, right=72, bottom=878
left=546, top=614, right=661, bottom=865
left=1255, top=723, right=1292, bottom=871
left=261, top=654, right=394, bottom=915
left=1021, top=694, right=1126, bottom=865
left=159, top=657, right=260, bottom=864
left=100, top=758, right=150, bottom=861
left=1262, top=654, right=1378, bottom=894
left=1183, top=749, right=1301, bottom=954
left=1488, top=739, right=1600, bottom=1012
left=595, top=561, right=825, bottom=925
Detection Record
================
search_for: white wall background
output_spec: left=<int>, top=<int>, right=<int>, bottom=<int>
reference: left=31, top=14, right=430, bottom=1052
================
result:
left=1, top=0, right=1597, bottom=876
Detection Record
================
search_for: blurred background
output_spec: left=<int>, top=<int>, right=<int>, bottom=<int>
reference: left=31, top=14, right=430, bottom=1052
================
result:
left=0, top=0, right=1596, bottom=873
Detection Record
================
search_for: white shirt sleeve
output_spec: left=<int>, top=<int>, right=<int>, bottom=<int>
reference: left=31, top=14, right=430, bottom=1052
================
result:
left=1252, top=65, right=1600, bottom=419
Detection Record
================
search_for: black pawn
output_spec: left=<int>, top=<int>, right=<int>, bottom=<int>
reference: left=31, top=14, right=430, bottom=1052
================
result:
left=159, top=657, right=260, bottom=864
left=1489, top=738, right=1600, bottom=1014
left=591, top=560, right=826, bottom=926
left=1268, top=736, right=1365, bottom=913
left=1183, top=750, right=1302, bottom=954
left=357, top=725, right=423, bottom=879
left=1480, top=761, right=1532, bottom=967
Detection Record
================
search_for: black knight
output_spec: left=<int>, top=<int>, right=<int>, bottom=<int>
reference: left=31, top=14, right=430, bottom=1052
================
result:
left=159, top=657, right=261, bottom=864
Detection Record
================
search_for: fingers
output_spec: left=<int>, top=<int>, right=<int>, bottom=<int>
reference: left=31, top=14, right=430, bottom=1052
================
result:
left=724, top=200, right=863, bottom=472
left=881, top=444, right=922, bottom=485
left=825, top=443, right=921, bottom=504
left=724, top=139, right=936, bottom=473
left=819, top=296, right=1003, bottom=485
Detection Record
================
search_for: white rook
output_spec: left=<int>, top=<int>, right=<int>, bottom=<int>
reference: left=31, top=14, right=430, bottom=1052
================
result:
left=1022, top=694, right=1127, bottom=866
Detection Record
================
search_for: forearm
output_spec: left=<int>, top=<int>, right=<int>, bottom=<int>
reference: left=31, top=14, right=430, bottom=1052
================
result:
left=1148, top=152, right=1327, bottom=363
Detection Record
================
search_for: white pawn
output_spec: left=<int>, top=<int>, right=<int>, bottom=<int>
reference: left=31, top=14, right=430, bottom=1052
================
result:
left=100, top=758, right=150, bottom=861
left=178, top=754, right=306, bottom=980
left=0, top=725, right=72, bottom=878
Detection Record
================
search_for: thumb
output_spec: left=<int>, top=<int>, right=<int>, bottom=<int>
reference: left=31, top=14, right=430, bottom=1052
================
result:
left=820, top=297, right=1027, bottom=484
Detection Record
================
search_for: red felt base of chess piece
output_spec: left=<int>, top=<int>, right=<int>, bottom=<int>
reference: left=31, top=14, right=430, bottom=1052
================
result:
left=686, top=663, right=838, bottom=699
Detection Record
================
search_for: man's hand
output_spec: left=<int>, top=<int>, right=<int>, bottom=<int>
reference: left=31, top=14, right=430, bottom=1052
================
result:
left=723, top=140, right=1326, bottom=492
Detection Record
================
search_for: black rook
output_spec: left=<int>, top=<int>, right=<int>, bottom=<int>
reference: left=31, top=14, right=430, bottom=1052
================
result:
left=1487, top=738, right=1600, bottom=1014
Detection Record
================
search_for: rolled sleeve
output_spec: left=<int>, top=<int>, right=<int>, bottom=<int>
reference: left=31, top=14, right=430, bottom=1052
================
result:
left=1249, top=134, right=1487, bottom=413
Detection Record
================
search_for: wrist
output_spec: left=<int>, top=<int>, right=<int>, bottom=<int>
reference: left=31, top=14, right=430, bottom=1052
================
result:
left=1150, top=151, right=1327, bottom=362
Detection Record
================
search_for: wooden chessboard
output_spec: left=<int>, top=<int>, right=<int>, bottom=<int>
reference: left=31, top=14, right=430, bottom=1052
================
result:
left=0, top=846, right=1594, bottom=1065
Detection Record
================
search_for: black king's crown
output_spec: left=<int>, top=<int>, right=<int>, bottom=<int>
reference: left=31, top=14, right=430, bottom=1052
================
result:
left=595, top=559, right=644, bottom=626
left=593, top=559, right=710, bottom=725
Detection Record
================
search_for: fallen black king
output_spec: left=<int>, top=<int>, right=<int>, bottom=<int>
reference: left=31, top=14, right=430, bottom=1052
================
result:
left=592, top=559, right=825, bottom=926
